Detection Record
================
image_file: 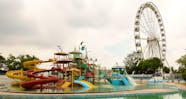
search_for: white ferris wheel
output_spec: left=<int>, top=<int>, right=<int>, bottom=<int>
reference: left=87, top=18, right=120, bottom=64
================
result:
left=134, top=2, right=166, bottom=64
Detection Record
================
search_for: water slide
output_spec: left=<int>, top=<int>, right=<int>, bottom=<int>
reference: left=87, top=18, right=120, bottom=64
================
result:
left=80, top=80, right=97, bottom=88
left=23, top=59, right=53, bottom=70
left=6, top=70, right=30, bottom=81
left=74, top=80, right=96, bottom=88
left=6, top=60, right=45, bottom=81
left=21, top=69, right=59, bottom=89
left=61, top=80, right=96, bottom=91
left=121, top=76, right=131, bottom=86
left=21, top=76, right=58, bottom=89
left=61, top=81, right=71, bottom=88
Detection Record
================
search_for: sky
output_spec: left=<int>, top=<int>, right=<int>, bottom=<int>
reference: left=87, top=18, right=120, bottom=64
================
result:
left=0, top=0, right=186, bottom=69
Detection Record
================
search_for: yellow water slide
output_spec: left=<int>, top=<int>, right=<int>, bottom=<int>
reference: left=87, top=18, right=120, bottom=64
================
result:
left=81, top=80, right=97, bottom=88
left=61, top=81, right=71, bottom=88
left=6, top=59, right=54, bottom=85
left=23, top=59, right=53, bottom=71
left=6, top=70, right=30, bottom=81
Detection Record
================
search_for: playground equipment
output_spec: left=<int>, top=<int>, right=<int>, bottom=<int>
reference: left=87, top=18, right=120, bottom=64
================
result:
left=5, top=43, right=135, bottom=92
left=6, top=48, right=97, bottom=92
left=6, top=70, right=30, bottom=81
left=106, top=65, right=136, bottom=86
left=23, top=59, right=53, bottom=70
left=5, top=59, right=54, bottom=86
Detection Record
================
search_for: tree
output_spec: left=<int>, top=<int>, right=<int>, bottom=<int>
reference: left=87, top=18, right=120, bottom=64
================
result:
left=5, top=54, right=39, bottom=70
left=123, top=52, right=140, bottom=74
left=0, top=54, right=7, bottom=73
left=5, top=54, right=19, bottom=70
left=182, top=71, right=186, bottom=82
left=177, top=54, right=186, bottom=81
left=123, top=51, right=140, bottom=67
left=177, top=54, right=186, bottom=68
left=125, top=56, right=163, bottom=74
left=163, top=66, right=170, bottom=73
left=137, top=57, right=163, bottom=74
left=17, top=54, right=39, bottom=70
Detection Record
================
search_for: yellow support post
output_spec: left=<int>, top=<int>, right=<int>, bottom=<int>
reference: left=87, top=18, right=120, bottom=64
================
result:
left=71, top=70, right=74, bottom=89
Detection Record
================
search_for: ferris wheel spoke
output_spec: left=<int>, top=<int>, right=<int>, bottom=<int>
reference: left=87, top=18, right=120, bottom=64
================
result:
left=141, top=12, right=153, bottom=35
left=143, top=44, right=149, bottom=58
left=140, top=19, right=153, bottom=37
left=149, top=8, right=156, bottom=34
left=142, top=9, right=155, bottom=37
left=140, top=38, right=148, bottom=40
left=140, top=22, right=150, bottom=37
left=147, top=8, right=157, bottom=35
left=157, top=41, right=162, bottom=59
left=145, top=8, right=155, bottom=35
left=155, top=41, right=161, bottom=58
left=148, top=8, right=154, bottom=32
left=153, top=13, right=159, bottom=34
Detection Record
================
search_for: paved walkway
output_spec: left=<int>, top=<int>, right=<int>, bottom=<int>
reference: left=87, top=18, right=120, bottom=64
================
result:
left=0, top=88, right=178, bottom=99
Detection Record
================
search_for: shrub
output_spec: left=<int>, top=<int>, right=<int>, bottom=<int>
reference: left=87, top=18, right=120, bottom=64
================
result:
left=182, top=70, right=186, bottom=81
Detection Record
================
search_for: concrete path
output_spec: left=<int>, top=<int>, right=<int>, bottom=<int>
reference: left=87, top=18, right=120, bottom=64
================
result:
left=0, top=88, right=178, bottom=99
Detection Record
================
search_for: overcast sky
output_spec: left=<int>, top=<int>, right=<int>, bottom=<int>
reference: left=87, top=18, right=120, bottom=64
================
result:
left=0, top=0, right=186, bottom=69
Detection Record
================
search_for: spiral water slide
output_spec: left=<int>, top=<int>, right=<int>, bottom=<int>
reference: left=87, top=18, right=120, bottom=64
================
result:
left=23, top=59, right=53, bottom=70
left=21, top=68, right=60, bottom=89
left=6, top=59, right=56, bottom=88
left=6, top=70, right=30, bottom=81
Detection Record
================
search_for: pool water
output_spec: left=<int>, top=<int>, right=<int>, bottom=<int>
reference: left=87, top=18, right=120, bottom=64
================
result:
left=96, top=91, right=186, bottom=99
left=1, top=75, right=186, bottom=99
left=6, top=83, right=177, bottom=93
left=1, top=82, right=186, bottom=99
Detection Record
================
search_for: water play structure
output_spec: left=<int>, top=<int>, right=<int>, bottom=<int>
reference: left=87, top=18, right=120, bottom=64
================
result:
left=5, top=45, right=136, bottom=92
left=6, top=47, right=98, bottom=91
left=106, top=65, right=136, bottom=86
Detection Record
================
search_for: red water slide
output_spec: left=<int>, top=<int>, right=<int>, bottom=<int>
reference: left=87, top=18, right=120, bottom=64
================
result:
left=21, top=68, right=61, bottom=89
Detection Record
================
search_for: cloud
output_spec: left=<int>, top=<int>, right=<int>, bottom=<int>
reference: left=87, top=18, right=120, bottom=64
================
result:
left=0, top=0, right=38, bottom=46
left=1, top=0, right=186, bottom=69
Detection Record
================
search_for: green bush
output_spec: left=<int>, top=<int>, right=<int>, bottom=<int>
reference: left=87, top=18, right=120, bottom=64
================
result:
left=182, top=70, right=186, bottom=81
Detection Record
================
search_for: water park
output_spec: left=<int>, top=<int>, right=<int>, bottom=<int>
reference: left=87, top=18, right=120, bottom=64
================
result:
left=1, top=1, right=186, bottom=99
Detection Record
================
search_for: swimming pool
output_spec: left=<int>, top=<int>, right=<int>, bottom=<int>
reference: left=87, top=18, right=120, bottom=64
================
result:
left=0, top=83, right=182, bottom=99
left=3, top=83, right=177, bottom=93
left=96, top=91, right=186, bottom=99
left=0, top=75, right=184, bottom=99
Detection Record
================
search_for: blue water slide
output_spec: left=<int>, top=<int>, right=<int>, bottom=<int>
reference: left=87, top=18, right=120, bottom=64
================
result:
left=74, top=80, right=90, bottom=88
left=121, top=76, right=131, bottom=86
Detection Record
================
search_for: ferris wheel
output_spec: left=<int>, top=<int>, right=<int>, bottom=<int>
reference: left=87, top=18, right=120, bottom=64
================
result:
left=134, top=2, right=166, bottom=63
